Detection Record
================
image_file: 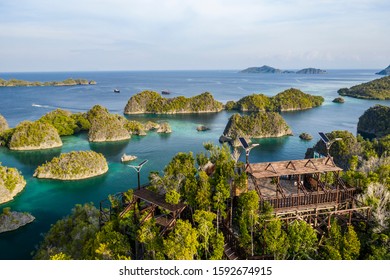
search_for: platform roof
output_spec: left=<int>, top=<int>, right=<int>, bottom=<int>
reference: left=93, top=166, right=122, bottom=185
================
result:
left=246, top=157, right=342, bottom=179
left=133, top=188, right=186, bottom=212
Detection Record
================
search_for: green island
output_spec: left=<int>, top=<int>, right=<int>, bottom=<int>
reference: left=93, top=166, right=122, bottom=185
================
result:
left=33, top=151, right=108, bottom=180
left=226, top=88, right=324, bottom=112
left=0, top=208, right=35, bottom=233
left=338, top=75, right=390, bottom=100
left=357, top=105, right=390, bottom=139
left=0, top=163, right=26, bottom=204
left=332, top=97, right=345, bottom=103
left=240, top=65, right=326, bottom=74
left=124, top=91, right=224, bottom=114
left=299, top=132, right=313, bottom=140
left=0, top=78, right=96, bottom=87
left=221, top=112, right=293, bottom=145
left=7, top=121, right=62, bottom=150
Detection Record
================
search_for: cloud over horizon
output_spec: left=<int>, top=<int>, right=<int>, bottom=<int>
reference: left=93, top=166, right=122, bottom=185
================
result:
left=1, top=0, right=389, bottom=71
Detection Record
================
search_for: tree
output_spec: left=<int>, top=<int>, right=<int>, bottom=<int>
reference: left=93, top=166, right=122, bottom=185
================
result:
left=287, top=220, right=318, bottom=259
left=341, top=225, right=360, bottom=260
left=213, top=176, right=230, bottom=233
left=195, top=171, right=212, bottom=211
left=163, top=220, right=199, bottom=260
left=237, top=190, right=259, bottom=256
left=137, top=218, right=164, bottom=260
left=193, top=210, right=216, bottom=259
left=261, top=218, right=289, bottom=260
left=321, top=219, right=343, bottom=260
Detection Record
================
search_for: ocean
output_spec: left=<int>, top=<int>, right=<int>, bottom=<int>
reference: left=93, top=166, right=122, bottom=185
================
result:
left=0, top=69, right=389, bottom=259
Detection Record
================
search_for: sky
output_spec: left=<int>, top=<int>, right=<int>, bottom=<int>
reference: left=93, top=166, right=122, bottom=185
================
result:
left=0, top=0, right=389, bottom=72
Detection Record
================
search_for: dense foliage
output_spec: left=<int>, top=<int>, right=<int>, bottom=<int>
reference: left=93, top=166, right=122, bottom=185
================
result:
left=223, top=112, right=292, bottom=142
left=0, top=163, right=25, bottom=193
left=338, top=75, right=390, bottom=100
left=8, top=121, right=62, bottom=150
left=0, top=78, right=96, bottom=87
left=226, top=88, right=324, bottom=112
left=357, top=105, right=390, bottom=138
left=39, top=109, right=81, bottom=136
left=34, top=151, right=108, bottom=180
left=124, top=91, right=223, bottom=114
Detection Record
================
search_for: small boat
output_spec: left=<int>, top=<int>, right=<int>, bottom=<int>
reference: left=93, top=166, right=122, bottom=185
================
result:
left=114, top=89, right=120, bottom=93
left=161, top=90, right=171, bottom=95
left=121, top=154, right=137, bottom=162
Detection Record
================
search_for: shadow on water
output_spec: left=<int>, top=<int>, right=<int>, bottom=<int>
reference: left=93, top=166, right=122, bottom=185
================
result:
left=4, top=148, right=62, bottom=169
left=89, top=139, right=130, bottom=160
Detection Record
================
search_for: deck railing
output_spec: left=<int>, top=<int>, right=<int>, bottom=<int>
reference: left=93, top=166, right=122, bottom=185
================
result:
left=260, top=188, right=356, bottom=210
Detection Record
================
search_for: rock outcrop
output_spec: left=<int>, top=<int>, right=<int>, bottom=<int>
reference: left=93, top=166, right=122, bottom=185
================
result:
left=0, top=164, right=26, bottom=204
left=124, top=91, right=223, bottom=114
left=0, top=211, right=35, bottom=233
left=157, top=122, right=172, bottom=133
left=222, top=112, right=292, bottom=145
left=332, top=97, right=345, bottom=103
left=376, top=65, right=390, bottom=75
left=8, top=121, right=62, bottom=150
left=299, top=132, right=313, bottom=140
left=87, top=105, right=130, bottom=142
left=357, top=105, right=390, bottom=139
left=34, top=151, right=108, bottom=180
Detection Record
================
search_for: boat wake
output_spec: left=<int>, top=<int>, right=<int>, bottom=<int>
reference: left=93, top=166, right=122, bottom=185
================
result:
left=32, top=103, right=51, bottom=108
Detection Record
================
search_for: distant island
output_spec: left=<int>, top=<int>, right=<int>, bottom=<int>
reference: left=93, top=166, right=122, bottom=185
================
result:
left=357, top=105, right=390, bottom=139
left=240, top=65, right=326, bottom=74
left=0, top=164, right=26, bottom=204
left=34, top=151, right=108, bottom=180
left=124, top=91, right=223, bottom=114
left=376, top=65, right=390, bottom=75
left=338, top=75, right=390, bottom=100
left=0, top=78, right=96, bottom=87
left=221, top=112, right=292, bottom=145
left=226, top=88, right=324, bottom=112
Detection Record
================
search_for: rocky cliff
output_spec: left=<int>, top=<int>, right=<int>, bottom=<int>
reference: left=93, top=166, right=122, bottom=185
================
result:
left=222, top=112, right=292, bottom=144
left=8, top=121, right=62, bottom=150
left=0, top=114, right=8, bottom=134
left=0, top=164, right=26, bottom=204
left=0, top=211, right=35, bottom=233
left=34, top=151, right=108, bottom=180
left=357, top=105, right=390, bottom=139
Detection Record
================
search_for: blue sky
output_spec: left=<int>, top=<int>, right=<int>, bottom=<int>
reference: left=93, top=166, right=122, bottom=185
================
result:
left=0, top=0, right=389, bottom=71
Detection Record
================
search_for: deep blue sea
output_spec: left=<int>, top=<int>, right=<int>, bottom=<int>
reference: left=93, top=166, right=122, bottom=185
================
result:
left=1, top=70, right=389, bottom=259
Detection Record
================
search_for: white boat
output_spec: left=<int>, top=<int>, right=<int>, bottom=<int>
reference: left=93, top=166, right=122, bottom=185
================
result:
left=121, top=154, right=137, bottom=162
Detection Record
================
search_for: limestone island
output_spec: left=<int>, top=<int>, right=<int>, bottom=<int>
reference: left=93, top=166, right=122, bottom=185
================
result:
left=338, top=75, right=390, bottom=100
left=0, top=164, right=26, bottom=204
left=0, top=114, right=8, bottom=134
left=332, top=97, right=345, bottom=103
left=221, top=112, right=292, bottom=146
left=226, top=88, right=324, bottom=112
left=0, top=78, right=96, bottom=87
left=87, top=105, right=131, bottom=142
left=156, top=122, right=172, bottom=133
left=124, top=91, right=223, bottom=114
left=7, top=121, right=62, bottom=150
left=0, top=208, right=35, bottom=233
left=33, top=151, right=108, bottom=180
left=296, top=68, right=326, bottom=74
left=299, top=132, right=313, bottom=140
left=357, top=105, right=390, bottom=139
left=376, top=65, right=390, bottom=75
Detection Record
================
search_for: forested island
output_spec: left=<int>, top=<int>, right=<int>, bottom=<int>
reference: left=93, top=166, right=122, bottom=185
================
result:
left=221, top=112, right=292, bottom=145
left=33, top=151, right=108, bottom=180
left=0, top=163, right=26, bottom=204
left=124, top=91, right=224, bottom=114
left=226, top=88, right=324, bottom=112
left=0, top=78, right=96, bottom=87
left=357, top=105, right=390, bottom=139
left=338, top=75, right=390, bottom=100
left=240, top=65, right=326, bottom=74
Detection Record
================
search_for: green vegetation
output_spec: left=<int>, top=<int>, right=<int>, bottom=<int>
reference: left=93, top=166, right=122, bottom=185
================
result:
left=222, top=112, right=292, bottom=143
left=0, top=163, right=26, bottom=204
left=34, top=151, right=108, bottom=180
left=39, top=109, right=83, bottom=136
left=87, top=105, right=130, bottom=142
left=357, top=105, right=390, bottom=138
left=332, top=97, right=345, bottom=103
left=0, top=114, right=8, bottom=133
left=338, top=76, right=390, bottom=100
left=299, top=132, right=313, bottom=140
left=0, top=78, right=96, bottom=87
left=227, top=88, right=324, bottom=112
left=124, top=91, right=223, bottom=114
left=8, top=121, right=62, bottom=150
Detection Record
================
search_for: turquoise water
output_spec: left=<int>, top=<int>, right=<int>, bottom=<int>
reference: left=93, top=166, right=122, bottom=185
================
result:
left=1, top=70, right=389, bottom=259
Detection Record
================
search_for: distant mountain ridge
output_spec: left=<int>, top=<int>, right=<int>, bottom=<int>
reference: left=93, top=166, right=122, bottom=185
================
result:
left=240, top=65, right=326, bottom=74
left=376, top=65, right=390, bottom=75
